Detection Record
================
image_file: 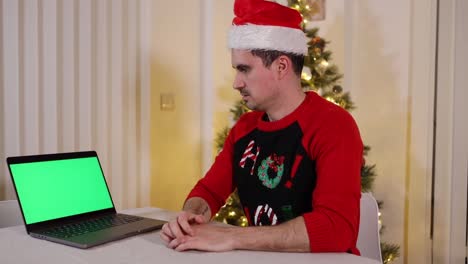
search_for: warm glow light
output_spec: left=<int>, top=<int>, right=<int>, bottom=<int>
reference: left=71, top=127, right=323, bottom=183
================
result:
left=303, top=19, right=308, bottom=24
left=320, top=59, right=329, bottom=68
left=306, top=5, right=310, bottom=10
left=228, top=211, right=236, bottom=217
left=241, top=217, right=248, bottom=227
left=325, top=97, right=339, bottom=106
left=301, top=72, right=312, bottom=81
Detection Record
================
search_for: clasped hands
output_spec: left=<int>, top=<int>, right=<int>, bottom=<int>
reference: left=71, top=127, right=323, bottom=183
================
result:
left=159, top=211, right=237, bottom=252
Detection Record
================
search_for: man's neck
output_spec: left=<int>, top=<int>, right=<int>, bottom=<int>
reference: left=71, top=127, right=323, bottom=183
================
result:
left=266, top=89, right=306, bottom=121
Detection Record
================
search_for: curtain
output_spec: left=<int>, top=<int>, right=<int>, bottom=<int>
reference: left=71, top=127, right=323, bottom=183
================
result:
left=0, top=0, right=152, bottom=209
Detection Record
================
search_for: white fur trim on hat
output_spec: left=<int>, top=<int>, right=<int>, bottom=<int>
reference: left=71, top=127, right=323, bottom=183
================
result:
left=228, top=24, right=308, bottom=55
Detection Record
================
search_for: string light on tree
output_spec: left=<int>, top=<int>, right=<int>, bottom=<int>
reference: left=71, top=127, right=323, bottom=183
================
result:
left=325, top=96, right=338, bottom=106
left=301, top=66, right=312, bottom=81
left=290, top=0, right=322, bottom=24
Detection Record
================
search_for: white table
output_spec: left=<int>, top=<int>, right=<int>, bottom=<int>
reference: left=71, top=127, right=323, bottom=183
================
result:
left=0, top=207, right=380, bottom=264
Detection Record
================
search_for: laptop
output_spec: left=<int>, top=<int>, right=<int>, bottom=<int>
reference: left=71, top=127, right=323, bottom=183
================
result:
left=6, top=150, right=166, bottom=249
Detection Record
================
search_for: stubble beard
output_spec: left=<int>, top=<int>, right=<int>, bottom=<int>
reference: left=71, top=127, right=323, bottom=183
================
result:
left=240, top=89, right=255, bottom=110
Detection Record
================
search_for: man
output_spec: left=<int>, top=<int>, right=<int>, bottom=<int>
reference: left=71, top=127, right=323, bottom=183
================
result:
left=160, top=0, right=363, bottom=254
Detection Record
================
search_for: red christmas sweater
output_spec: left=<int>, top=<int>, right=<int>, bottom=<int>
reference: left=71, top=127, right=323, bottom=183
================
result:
left=187, top=91, right=363, bottom=254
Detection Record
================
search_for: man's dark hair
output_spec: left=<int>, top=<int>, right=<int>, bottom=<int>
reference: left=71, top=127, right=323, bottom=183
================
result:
left=250, top=49, right=304, bottom=77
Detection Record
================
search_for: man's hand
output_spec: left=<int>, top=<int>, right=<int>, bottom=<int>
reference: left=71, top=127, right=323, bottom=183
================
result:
left=161, top=215, right=310, bottom=253
left=159, top=197, right=309, bottom=253
left=167, top=224, right=236, bottom=252
left=159, top=211, right=206, bottom=244
left=160, top=197, right=212, bottom=245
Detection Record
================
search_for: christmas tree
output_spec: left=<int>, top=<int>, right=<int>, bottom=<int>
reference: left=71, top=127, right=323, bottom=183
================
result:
left=213, top=1, right=400, bottom=262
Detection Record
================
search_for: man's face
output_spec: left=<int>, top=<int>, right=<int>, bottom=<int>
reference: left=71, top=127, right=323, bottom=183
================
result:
left=231, top=49, right=279, bottom=111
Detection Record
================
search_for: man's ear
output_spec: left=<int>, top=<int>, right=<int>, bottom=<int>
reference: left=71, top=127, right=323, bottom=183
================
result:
left=275, top=55, right=291, bottom=79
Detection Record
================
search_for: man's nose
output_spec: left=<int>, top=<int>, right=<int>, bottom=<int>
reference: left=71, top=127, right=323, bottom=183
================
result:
left=233, top=74, right=245, bottom=90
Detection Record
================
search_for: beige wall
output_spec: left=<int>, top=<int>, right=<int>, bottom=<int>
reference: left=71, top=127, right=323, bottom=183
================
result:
left=328, top=2, right=437, bottom=263
left=150, top=0, right=202, bottom=210
left=212, top=0, right=237, bottom=151
left=346, top=2, right=412, bottom=263
left=0, top=0, right=154, bottom=209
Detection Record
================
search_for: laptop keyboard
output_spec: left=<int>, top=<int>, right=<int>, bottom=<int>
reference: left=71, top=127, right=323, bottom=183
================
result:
left=42, top=214, right=144, bottom=238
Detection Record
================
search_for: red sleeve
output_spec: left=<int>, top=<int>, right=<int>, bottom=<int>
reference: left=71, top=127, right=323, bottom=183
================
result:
left=186, top=125, right=236, bottom=218
left=186, top=112, right=261, bottom=218
left=302, top=109, right=363, bottom=253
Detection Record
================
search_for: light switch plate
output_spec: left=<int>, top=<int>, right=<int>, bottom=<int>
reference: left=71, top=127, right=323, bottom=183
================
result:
left=160, top=93, right=175, bottom=111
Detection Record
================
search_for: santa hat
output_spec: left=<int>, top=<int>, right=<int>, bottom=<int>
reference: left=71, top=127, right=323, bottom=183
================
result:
left=228, top=0, right=308, bottom=55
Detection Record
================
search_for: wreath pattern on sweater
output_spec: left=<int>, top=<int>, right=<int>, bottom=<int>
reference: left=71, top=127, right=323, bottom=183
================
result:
left=257, top=154, right=285, bottom=189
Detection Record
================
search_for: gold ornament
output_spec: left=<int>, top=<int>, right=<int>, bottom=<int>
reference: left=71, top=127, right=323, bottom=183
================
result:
left=315, top=59, right=329, bottom=76
left=310, top=36, right=325, bottom=50
left=332, top=85, right=343, bottom=94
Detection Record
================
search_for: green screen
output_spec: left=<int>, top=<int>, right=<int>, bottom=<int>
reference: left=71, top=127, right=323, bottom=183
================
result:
left=10, top=157, right=114, bottom=224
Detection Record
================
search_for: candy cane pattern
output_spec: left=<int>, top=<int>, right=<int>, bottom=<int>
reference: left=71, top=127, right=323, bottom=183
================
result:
left=254, top=204, right=278, bottom=226
left=239, top=140, right=260, bottom=175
